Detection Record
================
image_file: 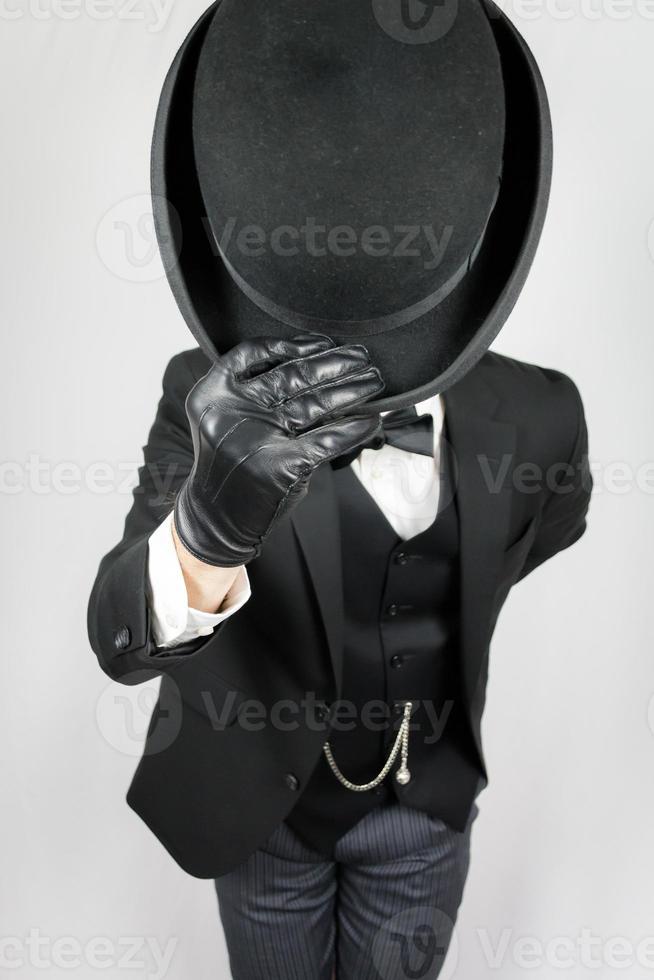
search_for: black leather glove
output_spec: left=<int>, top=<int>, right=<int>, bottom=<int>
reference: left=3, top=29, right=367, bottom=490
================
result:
left=174, top=334, right=384, bottom=566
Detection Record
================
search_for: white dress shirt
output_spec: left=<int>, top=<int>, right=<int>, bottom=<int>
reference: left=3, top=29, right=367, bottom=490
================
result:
left=147, top=394, right=445, bottom=649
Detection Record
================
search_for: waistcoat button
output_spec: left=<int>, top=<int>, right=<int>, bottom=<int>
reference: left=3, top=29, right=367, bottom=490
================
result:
left=390, top=654, right=404, bottom=669
left=315, top=703, right=331, bottom=723
left=395, top=552, right=409, bottom=565
left=386, top=603, right=399, bottom=617
left=284, top=773, right=300, bottom=791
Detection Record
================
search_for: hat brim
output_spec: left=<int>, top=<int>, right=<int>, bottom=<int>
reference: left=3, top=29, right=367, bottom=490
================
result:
left=151, top=0, right=552, bottom=410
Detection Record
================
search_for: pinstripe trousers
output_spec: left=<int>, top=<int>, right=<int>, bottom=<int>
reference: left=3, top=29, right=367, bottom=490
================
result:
left=214, top=802, right=477, bottom=980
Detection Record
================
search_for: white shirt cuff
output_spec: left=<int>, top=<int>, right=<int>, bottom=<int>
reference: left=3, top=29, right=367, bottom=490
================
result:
left=147, top=511, right=251, bottom=649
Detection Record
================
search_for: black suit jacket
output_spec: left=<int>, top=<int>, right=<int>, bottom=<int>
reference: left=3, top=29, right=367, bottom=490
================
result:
left=87, top=348, right=591, bottom=878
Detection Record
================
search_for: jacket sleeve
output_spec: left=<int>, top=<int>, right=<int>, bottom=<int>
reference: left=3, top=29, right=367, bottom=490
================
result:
left=519, top=378, right=592, bottom=581
left=87, top=351, right=209, bottom=685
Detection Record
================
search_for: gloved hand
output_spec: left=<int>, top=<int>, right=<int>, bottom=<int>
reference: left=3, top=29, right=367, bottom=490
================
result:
left=174, top=334, right=384, bottom=566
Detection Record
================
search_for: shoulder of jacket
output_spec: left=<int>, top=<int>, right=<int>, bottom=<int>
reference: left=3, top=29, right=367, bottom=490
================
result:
left=476, top=352, right=587, bottom=466
left=478, top=350, right=582, bottom=416
left=163, top=347, right=213, bottom=390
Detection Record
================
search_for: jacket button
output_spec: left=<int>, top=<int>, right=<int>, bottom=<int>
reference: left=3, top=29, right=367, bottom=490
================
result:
left=386, top=603, right=399, bottom=617
left=284, top=773, right=300, bottom=792
left=113, top=626, right=131, bottom=650
left=390, top=654, right=404, bottom=669
left=395, top=552, right=409, bottom=566
left=316, top=703, right=331, bottom=723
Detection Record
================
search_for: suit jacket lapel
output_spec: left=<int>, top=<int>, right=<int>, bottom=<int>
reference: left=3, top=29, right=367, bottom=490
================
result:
left=443, top=368, right=516, bottom=726
left=290, top=463, right=344, bottom=692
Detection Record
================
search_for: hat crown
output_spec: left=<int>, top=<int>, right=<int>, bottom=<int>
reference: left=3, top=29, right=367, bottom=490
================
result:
left=192, top=0, right=506, bottom=327
left=151, top=0, right=551, bottom=405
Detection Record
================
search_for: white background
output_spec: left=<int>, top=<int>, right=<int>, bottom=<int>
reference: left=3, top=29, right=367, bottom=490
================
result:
left=1, top=1, right=653, bottom=977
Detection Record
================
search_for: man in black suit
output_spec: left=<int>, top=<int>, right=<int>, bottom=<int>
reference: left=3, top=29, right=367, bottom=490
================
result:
left=88, top=0, right=592, bottom=976
left=88, top=339, right=590, bottom=977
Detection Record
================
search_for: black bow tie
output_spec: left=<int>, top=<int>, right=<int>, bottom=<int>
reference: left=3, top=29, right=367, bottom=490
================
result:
left=331, top=406, right=434, bottom=470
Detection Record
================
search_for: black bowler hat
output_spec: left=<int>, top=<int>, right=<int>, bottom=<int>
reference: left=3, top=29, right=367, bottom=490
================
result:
left=152, top=0, right=552, bottom=410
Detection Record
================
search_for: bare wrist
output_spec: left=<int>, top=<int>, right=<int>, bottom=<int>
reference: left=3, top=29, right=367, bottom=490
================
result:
left=172, top=520, right=243, bottom=613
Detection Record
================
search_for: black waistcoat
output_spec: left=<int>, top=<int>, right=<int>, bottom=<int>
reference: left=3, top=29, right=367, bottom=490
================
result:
left=285, top=442, right=482, bottom=855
